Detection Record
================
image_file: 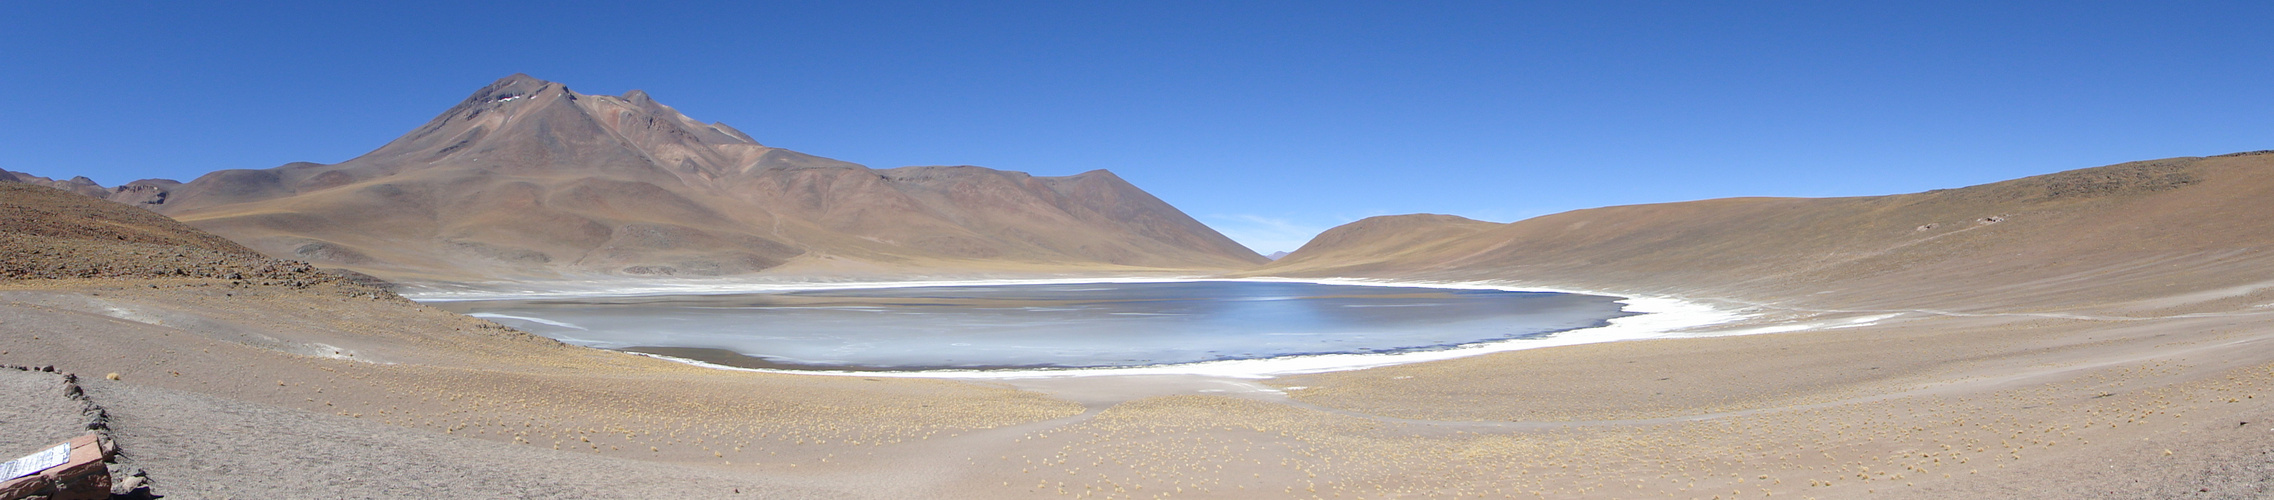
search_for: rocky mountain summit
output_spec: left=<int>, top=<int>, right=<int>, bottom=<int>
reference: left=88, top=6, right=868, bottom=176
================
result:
left=14, top=75, right=1263, bottom=282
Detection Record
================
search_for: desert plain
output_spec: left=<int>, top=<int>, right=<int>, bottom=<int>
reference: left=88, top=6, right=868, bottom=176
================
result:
left=7, top=78, right=2274, bottom=499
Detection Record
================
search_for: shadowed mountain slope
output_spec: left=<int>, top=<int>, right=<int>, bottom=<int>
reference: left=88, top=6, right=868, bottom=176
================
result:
left=1258, top=151, right=2274, bottom=314
left=67, top=75, right=1262, bottom=281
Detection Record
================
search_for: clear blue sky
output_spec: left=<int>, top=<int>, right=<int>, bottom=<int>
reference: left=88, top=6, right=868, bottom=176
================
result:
left=4, top=2, right=2270, bottom=253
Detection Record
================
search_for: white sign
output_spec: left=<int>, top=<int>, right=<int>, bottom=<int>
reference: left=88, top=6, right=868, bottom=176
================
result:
left=0, top=443, right=70, bottom=481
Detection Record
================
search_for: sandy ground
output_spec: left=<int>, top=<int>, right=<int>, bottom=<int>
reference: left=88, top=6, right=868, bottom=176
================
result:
left=945, top=308, right=2274, bottom=499
left=0, top=369, right=84, bottom=459
left=8, top=275, right=2274, bottom=498
left=81, top=380, right=852, bottom=499
left=0, top=279, right=1080, bottom=498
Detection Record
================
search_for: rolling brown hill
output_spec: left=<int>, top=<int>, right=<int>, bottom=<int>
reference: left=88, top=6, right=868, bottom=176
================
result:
left=1257, top=151, right=2274, bottom=315
left=0, top=169, right=140, bottom=200
left=43, top=75, right=1263, bottom=282
left=1264, top=213, right=1501, bottom=271
left=0, top=181, right=374, bottom=287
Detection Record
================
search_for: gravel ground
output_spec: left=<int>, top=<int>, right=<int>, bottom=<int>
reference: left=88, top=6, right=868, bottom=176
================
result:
left=0, top=369, right=82, bottom=459
left=2190, top=447, right=2274, bottom=499
left=83, top=380, right=856, bottom=499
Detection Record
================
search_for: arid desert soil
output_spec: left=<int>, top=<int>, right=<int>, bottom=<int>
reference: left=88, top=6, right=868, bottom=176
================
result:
left=9, top=275, right=2274, bottom=499
left=11, top=156, right=2274, bottom=498
left=0, top=369, right=86, bottom=459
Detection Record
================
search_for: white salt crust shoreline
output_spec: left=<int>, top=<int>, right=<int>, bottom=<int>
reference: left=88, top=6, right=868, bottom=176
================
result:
left=407, top=277, right=1760, bottom=379
left=402, top=275, right=1231, bottom=302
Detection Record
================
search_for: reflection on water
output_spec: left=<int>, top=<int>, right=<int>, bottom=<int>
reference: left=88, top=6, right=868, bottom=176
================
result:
left=435, top=281, right=1632, bottom=371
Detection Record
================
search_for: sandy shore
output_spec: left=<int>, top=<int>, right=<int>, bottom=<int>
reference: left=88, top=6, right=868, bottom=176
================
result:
left=5, top=273, right=2274, bottom=498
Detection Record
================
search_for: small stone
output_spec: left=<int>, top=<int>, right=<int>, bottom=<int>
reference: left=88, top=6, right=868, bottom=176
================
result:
left=105, top=372, right=120, bottom=381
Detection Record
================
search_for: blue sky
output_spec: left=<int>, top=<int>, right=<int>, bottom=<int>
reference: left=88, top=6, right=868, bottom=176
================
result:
left=4, top=2, right=2271, bottom=254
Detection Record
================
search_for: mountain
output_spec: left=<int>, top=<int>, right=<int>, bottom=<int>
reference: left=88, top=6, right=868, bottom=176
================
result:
left=1264, top=251, right=1290, bottom=260
left=1256, top=152, right=2274, bottom=314
left=0, top=169, right=144, bottom=201
left=58, top=75, right=1263, bottom=281
left=1264, top=214, right=1499, bottom=272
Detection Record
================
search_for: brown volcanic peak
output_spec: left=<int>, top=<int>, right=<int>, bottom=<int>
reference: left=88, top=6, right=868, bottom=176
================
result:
left=113, top=74, right=1262, bottom=281
left=155, top=74, right=774, bottom=213
left=1260, top=152, right=2274, bottom=314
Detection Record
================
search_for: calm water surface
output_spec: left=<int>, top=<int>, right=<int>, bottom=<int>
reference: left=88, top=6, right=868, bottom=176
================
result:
left=435, top=281, right=1632, bottom=371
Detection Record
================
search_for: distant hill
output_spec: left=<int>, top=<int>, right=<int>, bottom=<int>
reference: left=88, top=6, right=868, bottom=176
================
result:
left=1256, top=152, right=2274, bottom=314
left=0, top=181, right=378, bottom=289
left=25, top=75, right=1264, bottom=282
left=0, top=169, right=149, bottom=201
left=1265, top=214, right=1499, bottom=271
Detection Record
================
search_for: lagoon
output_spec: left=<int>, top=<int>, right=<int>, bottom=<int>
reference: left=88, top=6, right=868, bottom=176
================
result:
left=434, top=281, right=1634, bottom=372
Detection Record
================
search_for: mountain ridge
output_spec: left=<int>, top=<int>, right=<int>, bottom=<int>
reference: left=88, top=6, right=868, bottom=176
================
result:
left=1255, top=151, right=2274, bottom=315
left=14, top=75, right=1265, bottom=282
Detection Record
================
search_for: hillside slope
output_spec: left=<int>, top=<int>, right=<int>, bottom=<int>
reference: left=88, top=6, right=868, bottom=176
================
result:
left=1265, top=213, right=1502, bottom=273
left=0, top=168, right=1082, bottom=498
left=50, top=75, right=1263, bottom=282
left=0, top=182, right=375, bottom=287
left=1259, top=152, right=2274, bottom=315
